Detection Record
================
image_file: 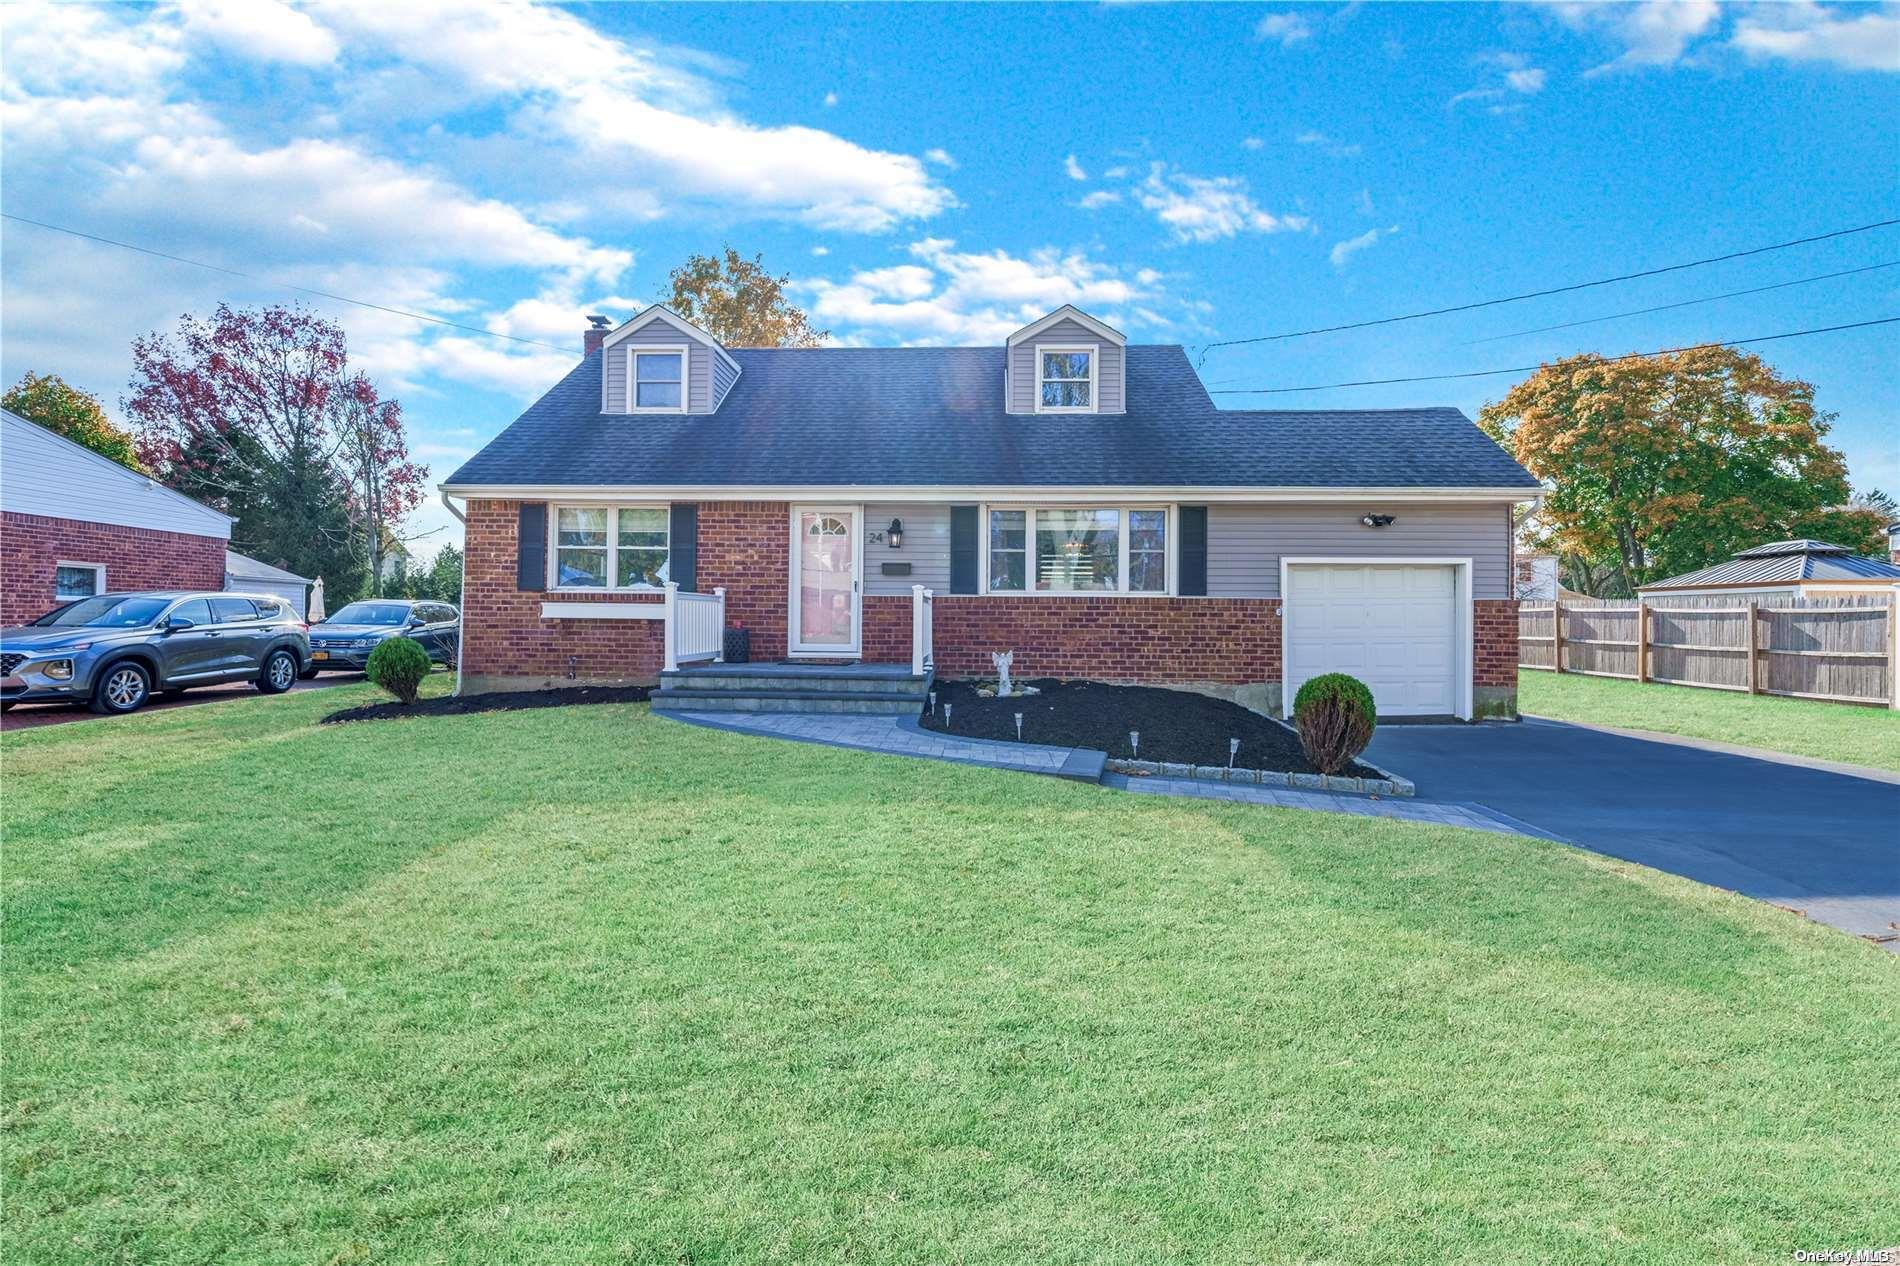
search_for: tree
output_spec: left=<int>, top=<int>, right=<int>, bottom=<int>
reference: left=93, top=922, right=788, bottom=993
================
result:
left=126, top=304, right=425, bottom=605
left=4, top=372, right=146, bottom=472
left=1479, top=346, right=1874, bottom=592
left=660, top=249, right=827, bottom=347
left=428, top=544, right=464, bottom=606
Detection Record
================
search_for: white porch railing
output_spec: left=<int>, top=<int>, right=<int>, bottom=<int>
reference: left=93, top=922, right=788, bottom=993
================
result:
left=664, top=582, right=726, bottom=671
left=911, top=584, right=934, bottom=676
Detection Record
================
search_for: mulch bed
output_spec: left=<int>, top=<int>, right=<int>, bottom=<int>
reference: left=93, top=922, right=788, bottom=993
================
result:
left=321, top=684, right=651, bottom=725
left=918, top=678, right=1376, bottom=778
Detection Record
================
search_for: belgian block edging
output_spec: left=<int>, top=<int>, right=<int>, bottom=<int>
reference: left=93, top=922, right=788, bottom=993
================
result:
left=1103, top=758, right=1415, bottom=798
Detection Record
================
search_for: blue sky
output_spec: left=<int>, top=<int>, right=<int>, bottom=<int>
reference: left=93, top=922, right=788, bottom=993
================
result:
left=3, top=1, right=1896, bottom=554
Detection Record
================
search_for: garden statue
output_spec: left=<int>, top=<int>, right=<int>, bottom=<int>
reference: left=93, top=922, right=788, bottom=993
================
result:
left=991, top=649, right=1014, bottom=697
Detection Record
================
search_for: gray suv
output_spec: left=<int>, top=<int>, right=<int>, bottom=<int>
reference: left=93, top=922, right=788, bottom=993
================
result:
left=0, top=591, right=310, bottom=716
left=306, top=600, right=459, bottom=674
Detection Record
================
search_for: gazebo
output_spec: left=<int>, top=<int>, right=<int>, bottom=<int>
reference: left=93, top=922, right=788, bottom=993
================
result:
left=1636, top=540, right=1900, bottom=602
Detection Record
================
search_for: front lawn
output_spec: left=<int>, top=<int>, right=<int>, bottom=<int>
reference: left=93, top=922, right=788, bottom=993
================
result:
left=1521, top=669, right=1900, bottom=773
left=4, top=682, right=1896, bottom=1263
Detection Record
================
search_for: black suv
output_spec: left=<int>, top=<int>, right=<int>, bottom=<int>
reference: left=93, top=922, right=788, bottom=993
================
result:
left=0, top=591, right=311, bottom=715
left=306, top=600, right=459, bottom=674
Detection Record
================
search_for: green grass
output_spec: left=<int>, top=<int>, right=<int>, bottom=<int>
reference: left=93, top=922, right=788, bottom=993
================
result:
left=4, top=681, right=1896, bottom=1264
left=1521, top=669, right=1900, bottom=772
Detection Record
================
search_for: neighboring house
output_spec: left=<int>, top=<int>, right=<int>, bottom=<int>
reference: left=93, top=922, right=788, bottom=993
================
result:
left=0, top=406, right=232, bottom=625
left=1637, top=539, right=1900, bottom=603
left=225, top=550, right=313, bottom=617
left=1888, top=522, right=1898, bottom=565
left=1514, top=552, right=1558, bottom=600
left=440, top=304, right=1540, bottom=719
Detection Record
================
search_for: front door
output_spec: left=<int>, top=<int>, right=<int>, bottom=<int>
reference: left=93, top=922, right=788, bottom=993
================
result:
left=790, top=506, right=861, bottom=656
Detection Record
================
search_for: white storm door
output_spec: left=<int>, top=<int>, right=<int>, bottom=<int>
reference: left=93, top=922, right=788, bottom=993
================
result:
left=1285, top=564, right=1458, bottom=717
left=791, top=506, right=861, bottom=655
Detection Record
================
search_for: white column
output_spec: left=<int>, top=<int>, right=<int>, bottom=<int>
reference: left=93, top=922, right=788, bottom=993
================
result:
left=663, top=580, right=679, bottom=673
left=911, top=584, right=926, bottom=676
left=714, top=587, right=727, bottom=663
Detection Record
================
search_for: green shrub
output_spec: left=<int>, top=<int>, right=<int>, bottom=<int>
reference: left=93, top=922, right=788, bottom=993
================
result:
left=366, top=637, right=431, bottom=706
left=1292, top=673, right=1376, bottom=775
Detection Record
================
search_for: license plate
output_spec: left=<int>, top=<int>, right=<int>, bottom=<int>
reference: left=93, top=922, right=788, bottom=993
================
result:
left=312, top=651, right=329, bottom=660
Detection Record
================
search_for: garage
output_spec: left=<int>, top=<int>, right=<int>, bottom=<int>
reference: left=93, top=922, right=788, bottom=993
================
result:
left=225, top=550, right=313, bottom=618
left=1283, top=561, right=1468, bottom=719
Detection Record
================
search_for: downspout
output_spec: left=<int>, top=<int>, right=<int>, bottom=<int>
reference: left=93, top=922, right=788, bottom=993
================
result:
left=443, top=492, right=467, bottom=696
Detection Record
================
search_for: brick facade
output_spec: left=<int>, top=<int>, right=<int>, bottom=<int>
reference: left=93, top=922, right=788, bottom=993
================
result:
left=0, top=510, right=226, bottom=626
left=458, top=498, right=1519, bottom=717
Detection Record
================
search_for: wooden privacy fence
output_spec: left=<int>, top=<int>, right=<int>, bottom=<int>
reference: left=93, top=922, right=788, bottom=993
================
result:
left=1520, top=597, right=1899, bottom=708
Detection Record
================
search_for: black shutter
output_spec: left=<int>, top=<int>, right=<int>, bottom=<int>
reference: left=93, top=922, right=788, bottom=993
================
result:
left=1177, top=505, right=1208, bottom=596
left=517, top=502, right=547, bottom=591
left=949, top=504, right=979, bottom=594
left=669, top=503, right=698, bottom=591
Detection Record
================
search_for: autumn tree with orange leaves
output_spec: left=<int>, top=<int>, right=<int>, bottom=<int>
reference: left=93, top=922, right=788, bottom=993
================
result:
left=1479, top=346, right=1883, bottom=596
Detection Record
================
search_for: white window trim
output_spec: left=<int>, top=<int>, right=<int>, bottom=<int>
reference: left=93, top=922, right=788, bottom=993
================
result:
left=626, top=344, right=689, bottom=414
left=1278, top=557, right=1474, bottom=722
left=547, top=503, right=672, bottom=593
left=54, top=560, right=106, bottom=599
left=979, top=504, right=1175, bottom=597
left=1034, top=343, right=1099, bottom=414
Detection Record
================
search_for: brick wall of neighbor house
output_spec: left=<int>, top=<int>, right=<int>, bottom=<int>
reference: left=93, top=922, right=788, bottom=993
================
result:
left=460, top=499, right=665, bottom=688
left=0, top=511, right=225, bottom=625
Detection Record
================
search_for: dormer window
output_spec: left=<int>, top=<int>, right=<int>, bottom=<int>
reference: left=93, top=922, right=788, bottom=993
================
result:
left=1037, top=346, right=1097, bottom=413
left=629, top=347, right=686, bottom=412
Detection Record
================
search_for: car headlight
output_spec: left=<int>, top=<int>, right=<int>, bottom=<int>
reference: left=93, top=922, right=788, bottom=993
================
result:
left=42, top=659, right=74, bottom=680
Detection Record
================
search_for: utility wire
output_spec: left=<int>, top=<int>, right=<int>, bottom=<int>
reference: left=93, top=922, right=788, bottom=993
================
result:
left=1194, top=217, right=1900, bottom=365
left=0, top=212, right=568, bottom=352
left=1207, top=316, right=1900, bottom=395
left=1458, top=259, right=1900, bottom=345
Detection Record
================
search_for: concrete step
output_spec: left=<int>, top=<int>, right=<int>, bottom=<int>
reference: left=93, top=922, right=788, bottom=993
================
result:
left=651, top=688, right=926, bottom=716
left=659, top=669, right=930, bottom=697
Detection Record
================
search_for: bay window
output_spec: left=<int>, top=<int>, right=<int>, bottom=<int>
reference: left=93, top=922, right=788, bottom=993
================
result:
left=985, top=507, right=1168, bottom=595
left=553, top=505, right=670, bottom=590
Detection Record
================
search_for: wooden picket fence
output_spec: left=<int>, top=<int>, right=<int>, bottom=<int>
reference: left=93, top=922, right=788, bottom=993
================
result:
left=1519, top=595, right=1899, bottom=708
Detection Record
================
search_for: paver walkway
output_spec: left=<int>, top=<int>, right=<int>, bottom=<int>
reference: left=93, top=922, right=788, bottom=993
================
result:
left=670, top=712, right=1538, bottom=836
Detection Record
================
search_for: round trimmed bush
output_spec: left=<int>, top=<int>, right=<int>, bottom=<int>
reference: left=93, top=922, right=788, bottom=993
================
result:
left=366, top=636, right=431, bottom=706
left=1292, top=672, right=1376, bottom=775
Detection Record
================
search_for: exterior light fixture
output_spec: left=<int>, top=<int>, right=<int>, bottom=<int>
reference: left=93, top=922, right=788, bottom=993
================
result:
left=887, top=517, right=904, bottom=549
left=1014, top=711, right=1024, bottom=741
left=1129, top=730, right=1140, bottom=758
left=1360, top=513, right=1395, bottom=528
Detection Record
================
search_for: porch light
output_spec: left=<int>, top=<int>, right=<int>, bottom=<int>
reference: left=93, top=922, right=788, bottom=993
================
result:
left=1361, top=513, right=1395, bottom=528
left=887, top=517, right=904, bottom=549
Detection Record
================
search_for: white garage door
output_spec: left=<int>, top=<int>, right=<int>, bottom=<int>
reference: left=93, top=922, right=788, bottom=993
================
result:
left=1286, top=564, right=1459, bottom=717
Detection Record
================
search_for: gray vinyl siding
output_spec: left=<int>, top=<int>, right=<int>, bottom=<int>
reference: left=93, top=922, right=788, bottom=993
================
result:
left=711, top=354, right=739, bottom=409
left=601, top=325, right=715, bottom=413
left=1007, top=318, right=1125, bottom=414
left=863, top=502, right=951, bottom=595
left=1207, top=503, right=1511, bottom=600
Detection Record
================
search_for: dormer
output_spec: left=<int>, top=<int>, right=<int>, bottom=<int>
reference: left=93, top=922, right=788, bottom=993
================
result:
left=1004, top=305, right=1127, bottom=415
left=597, top=305, right=742, bottom=415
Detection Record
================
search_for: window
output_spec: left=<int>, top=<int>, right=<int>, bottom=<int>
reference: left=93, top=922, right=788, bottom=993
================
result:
left=167, top=598, right=213, bottom=626
left=553, top=505, right=670, bottom=590
left=629, top=347, right=685, bottom=411
left=210, top=597, right=258, bottom=623
left=54, top=563, right=104, bottom=599
left=34, top=595, right=168, bottom=628
left=1037, top=346, right=1095, bottom=412
left=985, top=508, right=1168, bottom=595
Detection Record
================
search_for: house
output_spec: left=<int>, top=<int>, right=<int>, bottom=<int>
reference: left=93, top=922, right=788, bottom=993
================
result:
left=1637, top=539, right=1900, bottom=603
left=1888, top=522, right=1898, bottom=565
left=440, top=305, right=1539, bottom=720
left=0, top=406, right=233, bottom=624
left=1514, top=552, right=1558, bottom=600
left=225, top=550, right=313, bottom=617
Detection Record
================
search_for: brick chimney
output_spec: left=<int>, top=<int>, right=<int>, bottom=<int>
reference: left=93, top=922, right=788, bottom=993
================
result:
left=583, top=314, right=612, bottom=357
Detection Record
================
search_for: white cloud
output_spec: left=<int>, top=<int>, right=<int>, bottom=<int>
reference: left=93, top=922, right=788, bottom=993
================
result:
left=1241, top=136, right=1265, bottom=150
left=1506, top=66, right=1548, bottom=93
left=1254, top=13, right=1313, bottom=47
left=312, top=0, right=954, bottom=232
left=1451, top=52, right=1550, bottom=107
left=1554, top=0, right=1722, bottom=75
left=176, top=0, right=339, bottom=66
left=924, top=147, right=957, bottom=168
left=1329, top=224, right=1398, bottom=268
left=1076, top=190, right=1122, bottom=210
left=1294, top=129, right=1361, bottom=157
left=802, top=239, right=1164, bottom=345
left=823, top=91, right=839, bottom=107
left=1134, top=164, right=1309, bottom=243
left=811, top=245, right=831, bottom=257
left=1064, top=153, right=1087, bottom=181
left=1733, top=2, right=1900, bottom=73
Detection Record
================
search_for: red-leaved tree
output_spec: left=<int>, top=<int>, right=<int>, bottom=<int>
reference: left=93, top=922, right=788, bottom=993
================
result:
left=127, top=304, right=426, bottom=599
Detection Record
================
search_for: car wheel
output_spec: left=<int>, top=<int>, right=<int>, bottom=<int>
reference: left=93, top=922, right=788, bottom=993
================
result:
left=89, top=660, right=152, bottom=715
left=257, top=649, right=299, bottom=694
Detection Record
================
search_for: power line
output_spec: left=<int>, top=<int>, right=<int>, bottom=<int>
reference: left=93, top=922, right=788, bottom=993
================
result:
left=1194, top=217, right=1900, bottom=364
left=1206, top=316, right=1900, bottom=395
left=1459, top=260, right=1900, bottom=345
left=0, top=212, right=568, bottom=352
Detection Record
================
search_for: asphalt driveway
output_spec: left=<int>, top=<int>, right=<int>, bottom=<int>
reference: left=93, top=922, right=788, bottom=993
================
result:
left=1368, top=717, right=1900, bottom=948
left=0, top=672, right=362, bottom=731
